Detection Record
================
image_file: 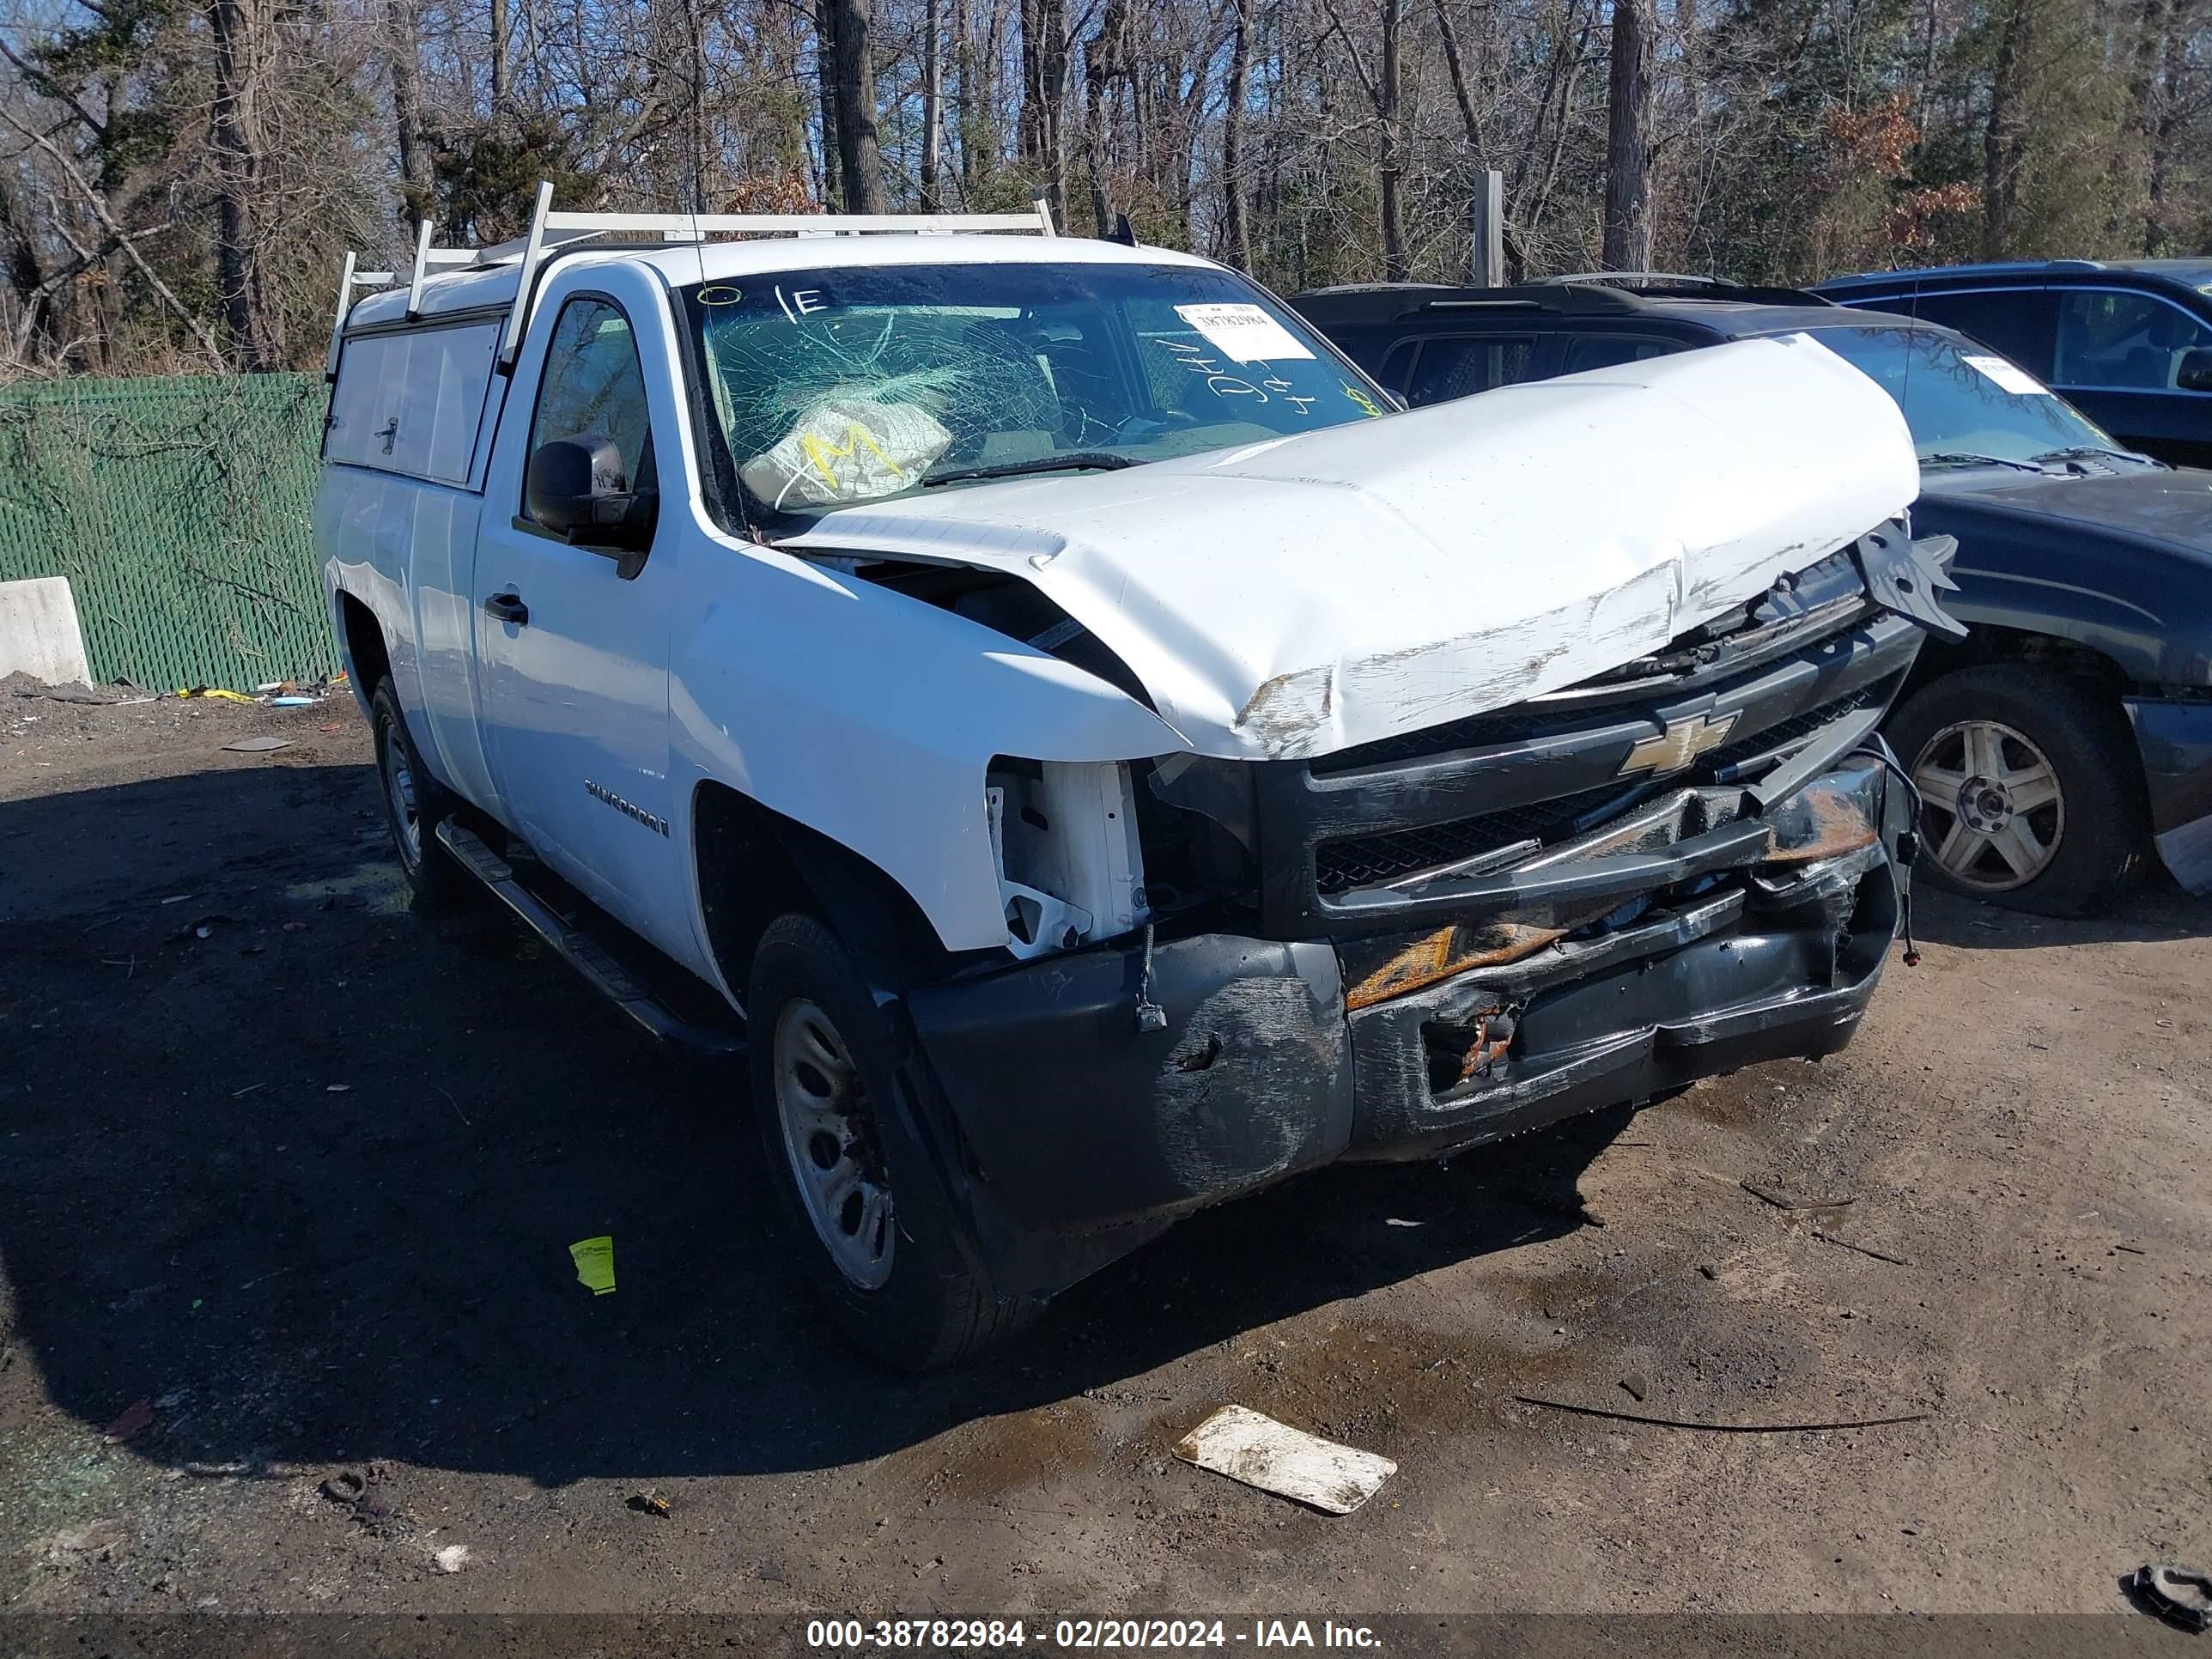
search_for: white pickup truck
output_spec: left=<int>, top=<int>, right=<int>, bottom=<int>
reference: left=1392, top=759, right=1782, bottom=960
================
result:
left=319, top=190, right=1960, bottom=1367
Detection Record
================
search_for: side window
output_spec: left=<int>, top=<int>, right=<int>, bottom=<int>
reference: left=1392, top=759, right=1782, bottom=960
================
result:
left=1557, top=334, right=1679, bottom=375
left=2053, top=290, right=2212, bottom=391
left=1405, top=335, right=1537, bottom=404
left=527, top=297, right=655, bottom=515
left=1906, top=290, right=2054, bottom=377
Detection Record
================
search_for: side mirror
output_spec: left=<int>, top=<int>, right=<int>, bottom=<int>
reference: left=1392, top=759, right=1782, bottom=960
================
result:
left=2176, top=347, right=2212, bottom=392
left=526, top=433, right=657, bottom=559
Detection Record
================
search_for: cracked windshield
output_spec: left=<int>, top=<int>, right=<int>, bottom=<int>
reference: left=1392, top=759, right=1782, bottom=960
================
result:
left=682, top=261, right=1386, bottom=519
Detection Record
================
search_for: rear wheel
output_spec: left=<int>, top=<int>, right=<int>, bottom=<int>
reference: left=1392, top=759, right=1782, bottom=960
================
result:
left=747, top=911, right=1036, bottom=1370
left=1886, top=663, right=2145, bottom=915
left=369, top=679, right=470, bottom=916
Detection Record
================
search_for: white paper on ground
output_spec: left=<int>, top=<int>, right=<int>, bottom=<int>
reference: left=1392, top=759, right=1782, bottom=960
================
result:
left=1963, top=354, right=2050, bottom=396
left=1173, top=1405, right=1396, bottom=1514
left=1174, top=303, right=1316, bottom=364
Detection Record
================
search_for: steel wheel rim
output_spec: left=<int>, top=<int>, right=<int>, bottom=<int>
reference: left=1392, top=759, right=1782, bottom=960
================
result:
left=380, top=720, right=422, bottom=868
left=1909, top=718, right=2065, bottom=893
left=772, top=998, right=896, bottom=1290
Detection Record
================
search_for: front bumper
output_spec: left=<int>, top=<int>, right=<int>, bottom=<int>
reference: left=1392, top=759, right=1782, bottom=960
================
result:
left=905, top=751, right=1909, bottom=1297
left=2124, top=692, right=2212, bottom=895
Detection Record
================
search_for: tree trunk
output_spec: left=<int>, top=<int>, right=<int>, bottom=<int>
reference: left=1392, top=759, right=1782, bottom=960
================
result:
left=209, top=0, right=268, bottom=369
left=684, top=0, right=708, bottom=211
left=1379, top=0, right=1405, bottom=280
left=390, top=0, right=431, bottom=219
left=921, top=0, right=944, bottom=208
left=816, top=0, right=842, bottom=205
left=1434, top=0, right=1481, bottom=152
left=1020, top=0, right=1069, bottom=216
left=489, top=0, right=508, bottom=116
left=954, top=0, right=978, bottom=191
left=2144, top=0, right=2191, bottom=253
left=831, top=0, right=888, bottom=211
left=1982, top=0, right=2032, bottom=258
left=1602, top=0, right=1655, bottom=270
left=1220, top=0, right=1251, bottom=268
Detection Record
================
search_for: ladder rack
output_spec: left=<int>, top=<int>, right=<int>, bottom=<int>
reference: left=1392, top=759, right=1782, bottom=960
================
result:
left=326, top=180, right=1059, bottom=379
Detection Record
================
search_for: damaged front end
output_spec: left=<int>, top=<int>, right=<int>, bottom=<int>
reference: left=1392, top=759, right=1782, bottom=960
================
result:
left=903, top=521, right=1958, bottom=1296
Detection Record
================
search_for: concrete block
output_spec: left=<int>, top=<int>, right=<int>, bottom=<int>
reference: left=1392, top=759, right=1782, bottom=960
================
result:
left=0, top=575, right=93, bottom=686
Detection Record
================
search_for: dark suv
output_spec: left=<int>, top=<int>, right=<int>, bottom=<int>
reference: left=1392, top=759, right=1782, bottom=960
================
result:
left=1815, top=260, right=2212, bottom=467
left=1290, top=276, right=2212, bottom=915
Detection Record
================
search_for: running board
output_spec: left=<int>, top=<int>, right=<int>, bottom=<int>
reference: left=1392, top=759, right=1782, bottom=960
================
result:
left=435, top=819, right=745, bottom=1059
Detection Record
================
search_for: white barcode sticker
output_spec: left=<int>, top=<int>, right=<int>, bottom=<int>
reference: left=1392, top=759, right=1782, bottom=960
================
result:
left=1964, top=354, right=2050, bottom=396
left=1174, top=303, right=1316, bottom=363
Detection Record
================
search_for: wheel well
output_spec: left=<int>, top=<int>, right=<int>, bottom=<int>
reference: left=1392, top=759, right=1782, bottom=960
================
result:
left=693, top=782, right=961, bottom=1005
left=338, top=592, right=392, bottom=693
left=1900, top=623, right=2130, bottom=702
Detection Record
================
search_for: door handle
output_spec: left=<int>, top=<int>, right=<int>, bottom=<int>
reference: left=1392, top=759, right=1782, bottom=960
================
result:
left=483, top=592, right=529, bottom=626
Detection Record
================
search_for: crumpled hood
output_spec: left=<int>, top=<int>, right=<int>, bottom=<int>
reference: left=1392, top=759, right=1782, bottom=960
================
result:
left=782, top=332, right=1918, bottom=762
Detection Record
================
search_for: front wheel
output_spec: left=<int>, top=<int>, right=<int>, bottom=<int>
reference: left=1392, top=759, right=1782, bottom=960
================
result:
left=746, top=912, right=1037, bottom=1369
left=1886, top=663, right=2146, bottom=916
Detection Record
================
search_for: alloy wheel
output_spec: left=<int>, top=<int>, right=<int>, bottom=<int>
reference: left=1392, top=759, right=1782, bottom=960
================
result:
left=1910, top=718, right=2065, bottom=892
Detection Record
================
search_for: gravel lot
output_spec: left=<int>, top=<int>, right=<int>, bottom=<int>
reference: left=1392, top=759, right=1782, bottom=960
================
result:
left=1, top=684, right=2207, bottom=1635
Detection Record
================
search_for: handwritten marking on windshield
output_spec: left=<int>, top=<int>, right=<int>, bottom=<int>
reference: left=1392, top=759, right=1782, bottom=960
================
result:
left=1163, top=337, right=1264, bottom=404
left=769, top=285, right=829, bottom=322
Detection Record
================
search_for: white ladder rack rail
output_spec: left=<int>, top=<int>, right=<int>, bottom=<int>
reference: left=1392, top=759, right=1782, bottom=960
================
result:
left=326, top=180, right=1058, bottom=379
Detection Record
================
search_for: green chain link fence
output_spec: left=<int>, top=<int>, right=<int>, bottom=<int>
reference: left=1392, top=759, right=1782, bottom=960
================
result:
left=0, top=372, right=333, bottom=691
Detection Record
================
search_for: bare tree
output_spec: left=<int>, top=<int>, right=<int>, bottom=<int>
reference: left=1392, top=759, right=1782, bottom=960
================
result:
left=1602, top=0, right=1655, bottom=270
left=1019, top=0, right=1068, bottom=214
left=1219, top=0, right=1250, bottom=267
left=921, top=0, right=945, bottom=207
left=391, top=0, right=432, bottom=216
left=832, top=0, right=889, bottom=210
left=1983, top=0, right=2032, bottom=255
left=209, top=0, right=271, bottom=368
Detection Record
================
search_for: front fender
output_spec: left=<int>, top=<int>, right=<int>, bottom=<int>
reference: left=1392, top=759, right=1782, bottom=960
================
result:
left=668, top=529, right=1188, bottom=956
left=1916, top=501, right=2212, bottom=686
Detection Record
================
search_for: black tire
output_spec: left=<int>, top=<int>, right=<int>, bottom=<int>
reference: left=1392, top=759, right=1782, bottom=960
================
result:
left=746, top=912, right=1037, bottom=1370
left=368, top=678, right=471, bottom=917
left=1886, top=663, right=2147, bottom=917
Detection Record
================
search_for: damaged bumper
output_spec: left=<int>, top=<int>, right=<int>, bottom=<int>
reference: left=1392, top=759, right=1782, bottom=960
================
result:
left=2124, top=691, right=2212, bottom=895
left=905, top=749, right=1911, bottom=1297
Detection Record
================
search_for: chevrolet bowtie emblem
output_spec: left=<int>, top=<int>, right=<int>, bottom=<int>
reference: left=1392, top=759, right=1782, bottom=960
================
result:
left=1620, top=710, right=1741, bottom=775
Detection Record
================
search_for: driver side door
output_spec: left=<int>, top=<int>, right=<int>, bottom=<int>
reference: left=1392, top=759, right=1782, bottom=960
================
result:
left=472, top=269, right=690, bottom=947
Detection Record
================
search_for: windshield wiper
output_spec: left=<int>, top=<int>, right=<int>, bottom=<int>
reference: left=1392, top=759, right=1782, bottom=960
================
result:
left=2030, top=445, right=2161, bottom=469
left=921, top=453, right=1137, bottom=487
left=1919, top=451, right=2050, bottom=473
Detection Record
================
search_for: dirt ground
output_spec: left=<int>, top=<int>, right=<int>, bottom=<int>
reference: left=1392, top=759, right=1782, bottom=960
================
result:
left=1, top=681, right=2207, bottom=1634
